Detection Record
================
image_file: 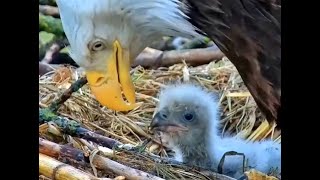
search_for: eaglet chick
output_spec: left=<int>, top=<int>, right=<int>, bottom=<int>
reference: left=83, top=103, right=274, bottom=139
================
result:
left=150, top=83, right=281, bottom=179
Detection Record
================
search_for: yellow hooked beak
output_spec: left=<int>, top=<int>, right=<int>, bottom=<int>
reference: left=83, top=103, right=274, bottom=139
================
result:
left=85, top=40, right=138, bottom=111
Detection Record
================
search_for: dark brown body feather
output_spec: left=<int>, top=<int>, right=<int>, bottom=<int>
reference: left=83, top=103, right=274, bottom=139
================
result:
left=183, top=0, right=281, bottom=126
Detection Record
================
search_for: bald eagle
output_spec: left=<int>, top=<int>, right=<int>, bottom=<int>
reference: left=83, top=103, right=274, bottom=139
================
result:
left=56, top=0, right=281, bottom=126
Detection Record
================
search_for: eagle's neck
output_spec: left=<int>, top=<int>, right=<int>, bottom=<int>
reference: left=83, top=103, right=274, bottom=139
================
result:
left=112, top=0, right=204, bottom=60
left=119, top=0, right=202, bottom=41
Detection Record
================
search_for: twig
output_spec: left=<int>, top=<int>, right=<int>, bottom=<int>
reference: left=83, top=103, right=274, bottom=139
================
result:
left=39, top=153, right=112, bottom=180
left=81, top=137, right=183, bottom=167
left=47, top=76, right=87, bottom=112
left=39, top=0, right=57, bottom=6
left=43, top=47, right=221, bottom=112
left=39, top=5, right=59, bottom=18
left=39, top=138, right=165, bottom=180
left=117, top=148, right=237, bottom=180
left=132, top=47, right=224, bottom=69
left=41, top=43, right=61, bottom=64
left=39, top=112, right=123, bottom=149
left=39, top=62, right=57, bottom=76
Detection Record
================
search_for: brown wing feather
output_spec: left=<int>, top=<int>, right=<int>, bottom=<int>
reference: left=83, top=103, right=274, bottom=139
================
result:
left=184, top=0, right=281, bottom=126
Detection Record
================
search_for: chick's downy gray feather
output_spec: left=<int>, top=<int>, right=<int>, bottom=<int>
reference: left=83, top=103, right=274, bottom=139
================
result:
left=150, top=83, right=281, bottom=179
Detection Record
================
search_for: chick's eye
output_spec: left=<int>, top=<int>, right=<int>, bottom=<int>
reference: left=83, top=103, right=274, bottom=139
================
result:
left=91, top=41, right=105, bottom=51
left=160, top=112, right=167, bottom=119
left=183, top=113, right=194, bottom=121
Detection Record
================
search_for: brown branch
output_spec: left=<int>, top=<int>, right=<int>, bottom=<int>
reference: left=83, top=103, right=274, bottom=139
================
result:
left=39, top=110, right=123, bottom=149
left=39, top=5, right=60, bottom=18
left=41, top=46, right=222, bottom=112
left=132, top=47, right=224, bottom=69
left=39, top=62, right=58, bottom=76
left=48, top=76, right=87, bottom=112
left=40, top=138, right=236, bottom=180
left=39, top=62, right=69, bottom=76
left=39, top=138, right=165, bottom=180
left=41, top=43, right=61, bottom=64
left=118, top=148, right=237, bottom=180
left=39, top=153, right=112, bottom=180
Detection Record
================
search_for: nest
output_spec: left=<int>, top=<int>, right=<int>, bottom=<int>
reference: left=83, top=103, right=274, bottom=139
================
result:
left=39, top=58, right=281, bottom=180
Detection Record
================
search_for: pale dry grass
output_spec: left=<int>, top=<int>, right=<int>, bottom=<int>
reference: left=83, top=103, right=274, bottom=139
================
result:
left=39, top=57, right=280, bottom=179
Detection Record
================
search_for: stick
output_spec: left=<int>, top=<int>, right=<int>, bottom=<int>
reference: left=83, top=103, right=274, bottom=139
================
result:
left=42, top=46, right=221, bottom=113
left=39, top=5, right=59, bottom=18
left=39, top=62, right=57, bottom=76
left=132, top=47, right=224, bottom=69
left=39, top=138, right=165, bottom=180
left=39, top=112, right=123, bottom=149
left=39, top=0, right=56, bottom=6
left=83, top=137, right=237, bottom=180
left=39, top=108, right=236, bottom=180
left=118, top=148, right=237, bottom=180
left=47, top=76, right=87, bottom=112
left=41, top=43, right=61, bottom=64
left=39, top=153, right=112, bottom=180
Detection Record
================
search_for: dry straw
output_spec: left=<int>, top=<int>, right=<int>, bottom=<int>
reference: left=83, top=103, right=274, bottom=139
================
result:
left=39, top=58, right=280, bottom=179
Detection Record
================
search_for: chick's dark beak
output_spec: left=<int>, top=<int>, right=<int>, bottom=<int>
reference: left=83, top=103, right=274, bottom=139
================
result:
left=150, top=112, right=163, bottom=130
left=150, top=112, right=188, bottom=133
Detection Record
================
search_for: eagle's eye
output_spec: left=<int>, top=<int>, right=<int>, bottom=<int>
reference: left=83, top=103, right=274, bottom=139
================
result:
left=90, top=40, right=105, bottom=51
left=183, top=112, right=194, bottom=122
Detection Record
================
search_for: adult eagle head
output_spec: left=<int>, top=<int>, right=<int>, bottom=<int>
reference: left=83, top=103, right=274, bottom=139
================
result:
left=56, top=0, right=202, bottom=111
left=56, top=0, right=281, bottom=126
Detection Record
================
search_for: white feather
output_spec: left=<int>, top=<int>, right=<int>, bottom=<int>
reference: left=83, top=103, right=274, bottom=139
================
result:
left=56, top=0, right=202, bottom=70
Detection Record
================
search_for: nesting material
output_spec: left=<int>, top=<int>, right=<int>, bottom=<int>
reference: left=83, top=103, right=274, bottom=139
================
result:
left=39, top=58, right=281, bottom=180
